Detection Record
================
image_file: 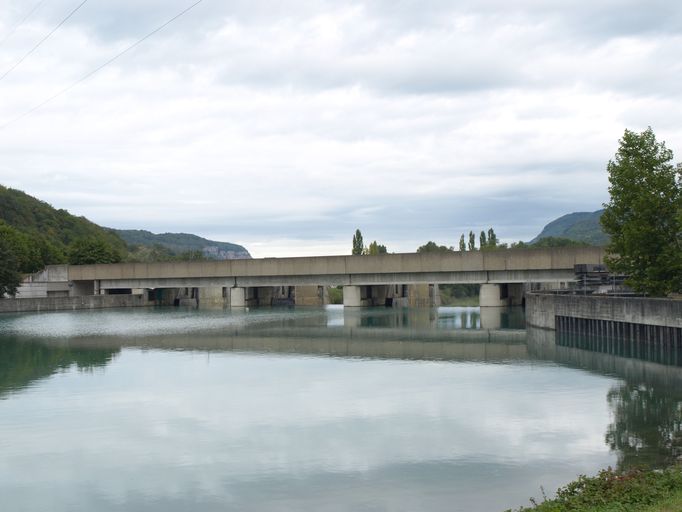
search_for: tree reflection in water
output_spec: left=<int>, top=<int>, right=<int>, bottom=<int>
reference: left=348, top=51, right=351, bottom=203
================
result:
left=606, top=381, right=682, bottom=470
left=0, top=337, right=119, bottom=399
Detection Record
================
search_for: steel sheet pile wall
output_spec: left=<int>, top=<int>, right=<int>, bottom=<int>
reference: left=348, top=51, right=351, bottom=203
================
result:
left=526, top=293, right=682, bottom=352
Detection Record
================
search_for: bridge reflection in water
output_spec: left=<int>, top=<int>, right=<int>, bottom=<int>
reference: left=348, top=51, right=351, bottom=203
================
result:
left=19, top=307, right=526, bottom=363
left=3, top=306, right=681, bottom=472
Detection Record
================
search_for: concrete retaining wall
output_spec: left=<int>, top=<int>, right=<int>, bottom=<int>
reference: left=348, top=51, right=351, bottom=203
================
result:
left=526, top=293, right=682, bottom=330
left=0, top=294, right=151, bottom=314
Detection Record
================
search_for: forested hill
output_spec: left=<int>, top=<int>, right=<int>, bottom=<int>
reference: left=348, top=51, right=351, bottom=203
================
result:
left=0, top=185, right=127, bottom=272
left=531, top=210, right=608, bottom=245
left=114, top=230, right=251, bottom=260
left=0, top=185, right=250, bottom=276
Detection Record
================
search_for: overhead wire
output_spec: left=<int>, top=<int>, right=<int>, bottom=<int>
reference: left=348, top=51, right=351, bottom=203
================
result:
left=0, top=0, right=89, bottom=82
left=0, top=0, right=206, bottom=131
left=0, top=0, right=50, bottom=48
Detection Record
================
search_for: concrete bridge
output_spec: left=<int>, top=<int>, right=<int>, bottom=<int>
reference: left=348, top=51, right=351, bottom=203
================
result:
left=62, top=247, right=605, bottom=308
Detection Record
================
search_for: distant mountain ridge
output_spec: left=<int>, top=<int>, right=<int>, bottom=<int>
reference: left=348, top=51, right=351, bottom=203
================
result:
left=114, top=229, right=251, bottom=260
left=531, top=209, right=608, bottom=245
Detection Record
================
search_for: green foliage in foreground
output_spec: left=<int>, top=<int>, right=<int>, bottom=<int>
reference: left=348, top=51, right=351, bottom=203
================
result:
left=508, top=467, right=682, bottom=512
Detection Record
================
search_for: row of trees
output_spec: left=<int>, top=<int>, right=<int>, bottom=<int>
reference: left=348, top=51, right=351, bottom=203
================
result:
left=354, top=227, right=589, bottom=258
left=457, top=228, right=499, bottom=251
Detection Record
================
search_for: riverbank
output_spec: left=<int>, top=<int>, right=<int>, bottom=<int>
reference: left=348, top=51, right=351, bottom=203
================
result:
left=507, top=467, right=682, bottom=512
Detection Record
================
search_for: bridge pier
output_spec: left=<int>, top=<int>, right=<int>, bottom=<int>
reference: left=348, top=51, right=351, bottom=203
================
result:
left=479, top=283, right=525, bottom=308
left=230, top=287, right=246, bottom=308
left=343, top=285, right=365, bottom=307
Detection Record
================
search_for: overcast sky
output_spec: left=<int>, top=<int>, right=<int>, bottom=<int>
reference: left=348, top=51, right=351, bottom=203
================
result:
left=1, top=0, right=681, bottom=257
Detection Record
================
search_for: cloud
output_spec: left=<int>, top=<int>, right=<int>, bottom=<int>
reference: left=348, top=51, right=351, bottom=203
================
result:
left=0, top=0, right=681, bottom=256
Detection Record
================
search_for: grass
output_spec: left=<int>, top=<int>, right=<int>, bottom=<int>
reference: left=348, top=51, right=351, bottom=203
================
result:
left=507, top=467, right=682, bottom=512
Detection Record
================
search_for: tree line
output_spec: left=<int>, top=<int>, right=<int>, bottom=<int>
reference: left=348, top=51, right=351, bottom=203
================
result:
left=351, top=227, right=587, bottom=257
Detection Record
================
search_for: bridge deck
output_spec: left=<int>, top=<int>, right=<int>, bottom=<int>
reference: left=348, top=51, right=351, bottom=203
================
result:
left=66, top=247, right=606, bottom=288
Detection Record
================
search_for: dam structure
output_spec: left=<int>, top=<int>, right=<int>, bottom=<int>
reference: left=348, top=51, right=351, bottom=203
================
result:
left=53, top=247, right=606, bottom=308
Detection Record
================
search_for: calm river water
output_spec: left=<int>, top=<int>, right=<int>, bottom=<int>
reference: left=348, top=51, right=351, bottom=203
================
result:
left=1, top=306, right=680, bottom=512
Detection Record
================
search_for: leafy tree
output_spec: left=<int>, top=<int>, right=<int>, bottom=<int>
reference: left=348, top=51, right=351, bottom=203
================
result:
left=352, top=229, right=364, bottom=255
left=601, top=127, right=682, bottom=295
left=367, top=241, right=387, bottom=255
left=0, top=235, right=21, bottom=297
left=68, top=238, right=123, bottom=265
left=479, top=230, right=487, bottom=248
left=468, top=231, right=476, bottom=251
left=416, top=241, right=452, bottom=253
left=459, top=234, right=466, bottom=251
left=487, top=228, right=498, bottom=248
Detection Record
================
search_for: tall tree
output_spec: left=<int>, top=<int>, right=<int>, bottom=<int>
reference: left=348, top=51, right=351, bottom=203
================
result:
left=352, top=229, right=364, bottom=255
left=459, top=234, right=466, bottom=251
left=487, top=228, right=498, bottom=248
left=601, top=128, right=682, bottom=296
left=468, top=231, right=476, bottom=251
left=479, top=230, right=487, bottom=248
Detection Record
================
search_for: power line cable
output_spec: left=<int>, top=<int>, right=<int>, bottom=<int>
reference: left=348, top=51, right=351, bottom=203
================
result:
left=0, top=0, right=89, bottom=83
left=0, top=0, right=205, bottom=131
left=0, top=0, right=50, bottom=48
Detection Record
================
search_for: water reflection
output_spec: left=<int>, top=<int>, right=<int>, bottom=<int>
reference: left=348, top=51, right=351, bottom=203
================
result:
left=0, top=336, right=119, bottom=399
left=0, top=308, right=680, bottom=512
left=528, top=327, right=682, bottom=470
left=1, top=308, right=528, bottom=366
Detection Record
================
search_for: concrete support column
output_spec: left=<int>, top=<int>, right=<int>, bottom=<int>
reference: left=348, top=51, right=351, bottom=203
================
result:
left=198, top=286, right=226, bottom=307
left=343, top=285, right=363, bottom=307
left=230, top=287, right=246, bottom=308
left=479, top=284, right=508, bottom=307
left=480, top=307, right=503, bottom=329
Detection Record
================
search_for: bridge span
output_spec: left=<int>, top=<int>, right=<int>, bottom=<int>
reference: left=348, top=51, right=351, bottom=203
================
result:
left=65, top=247, right=605, bottom=308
